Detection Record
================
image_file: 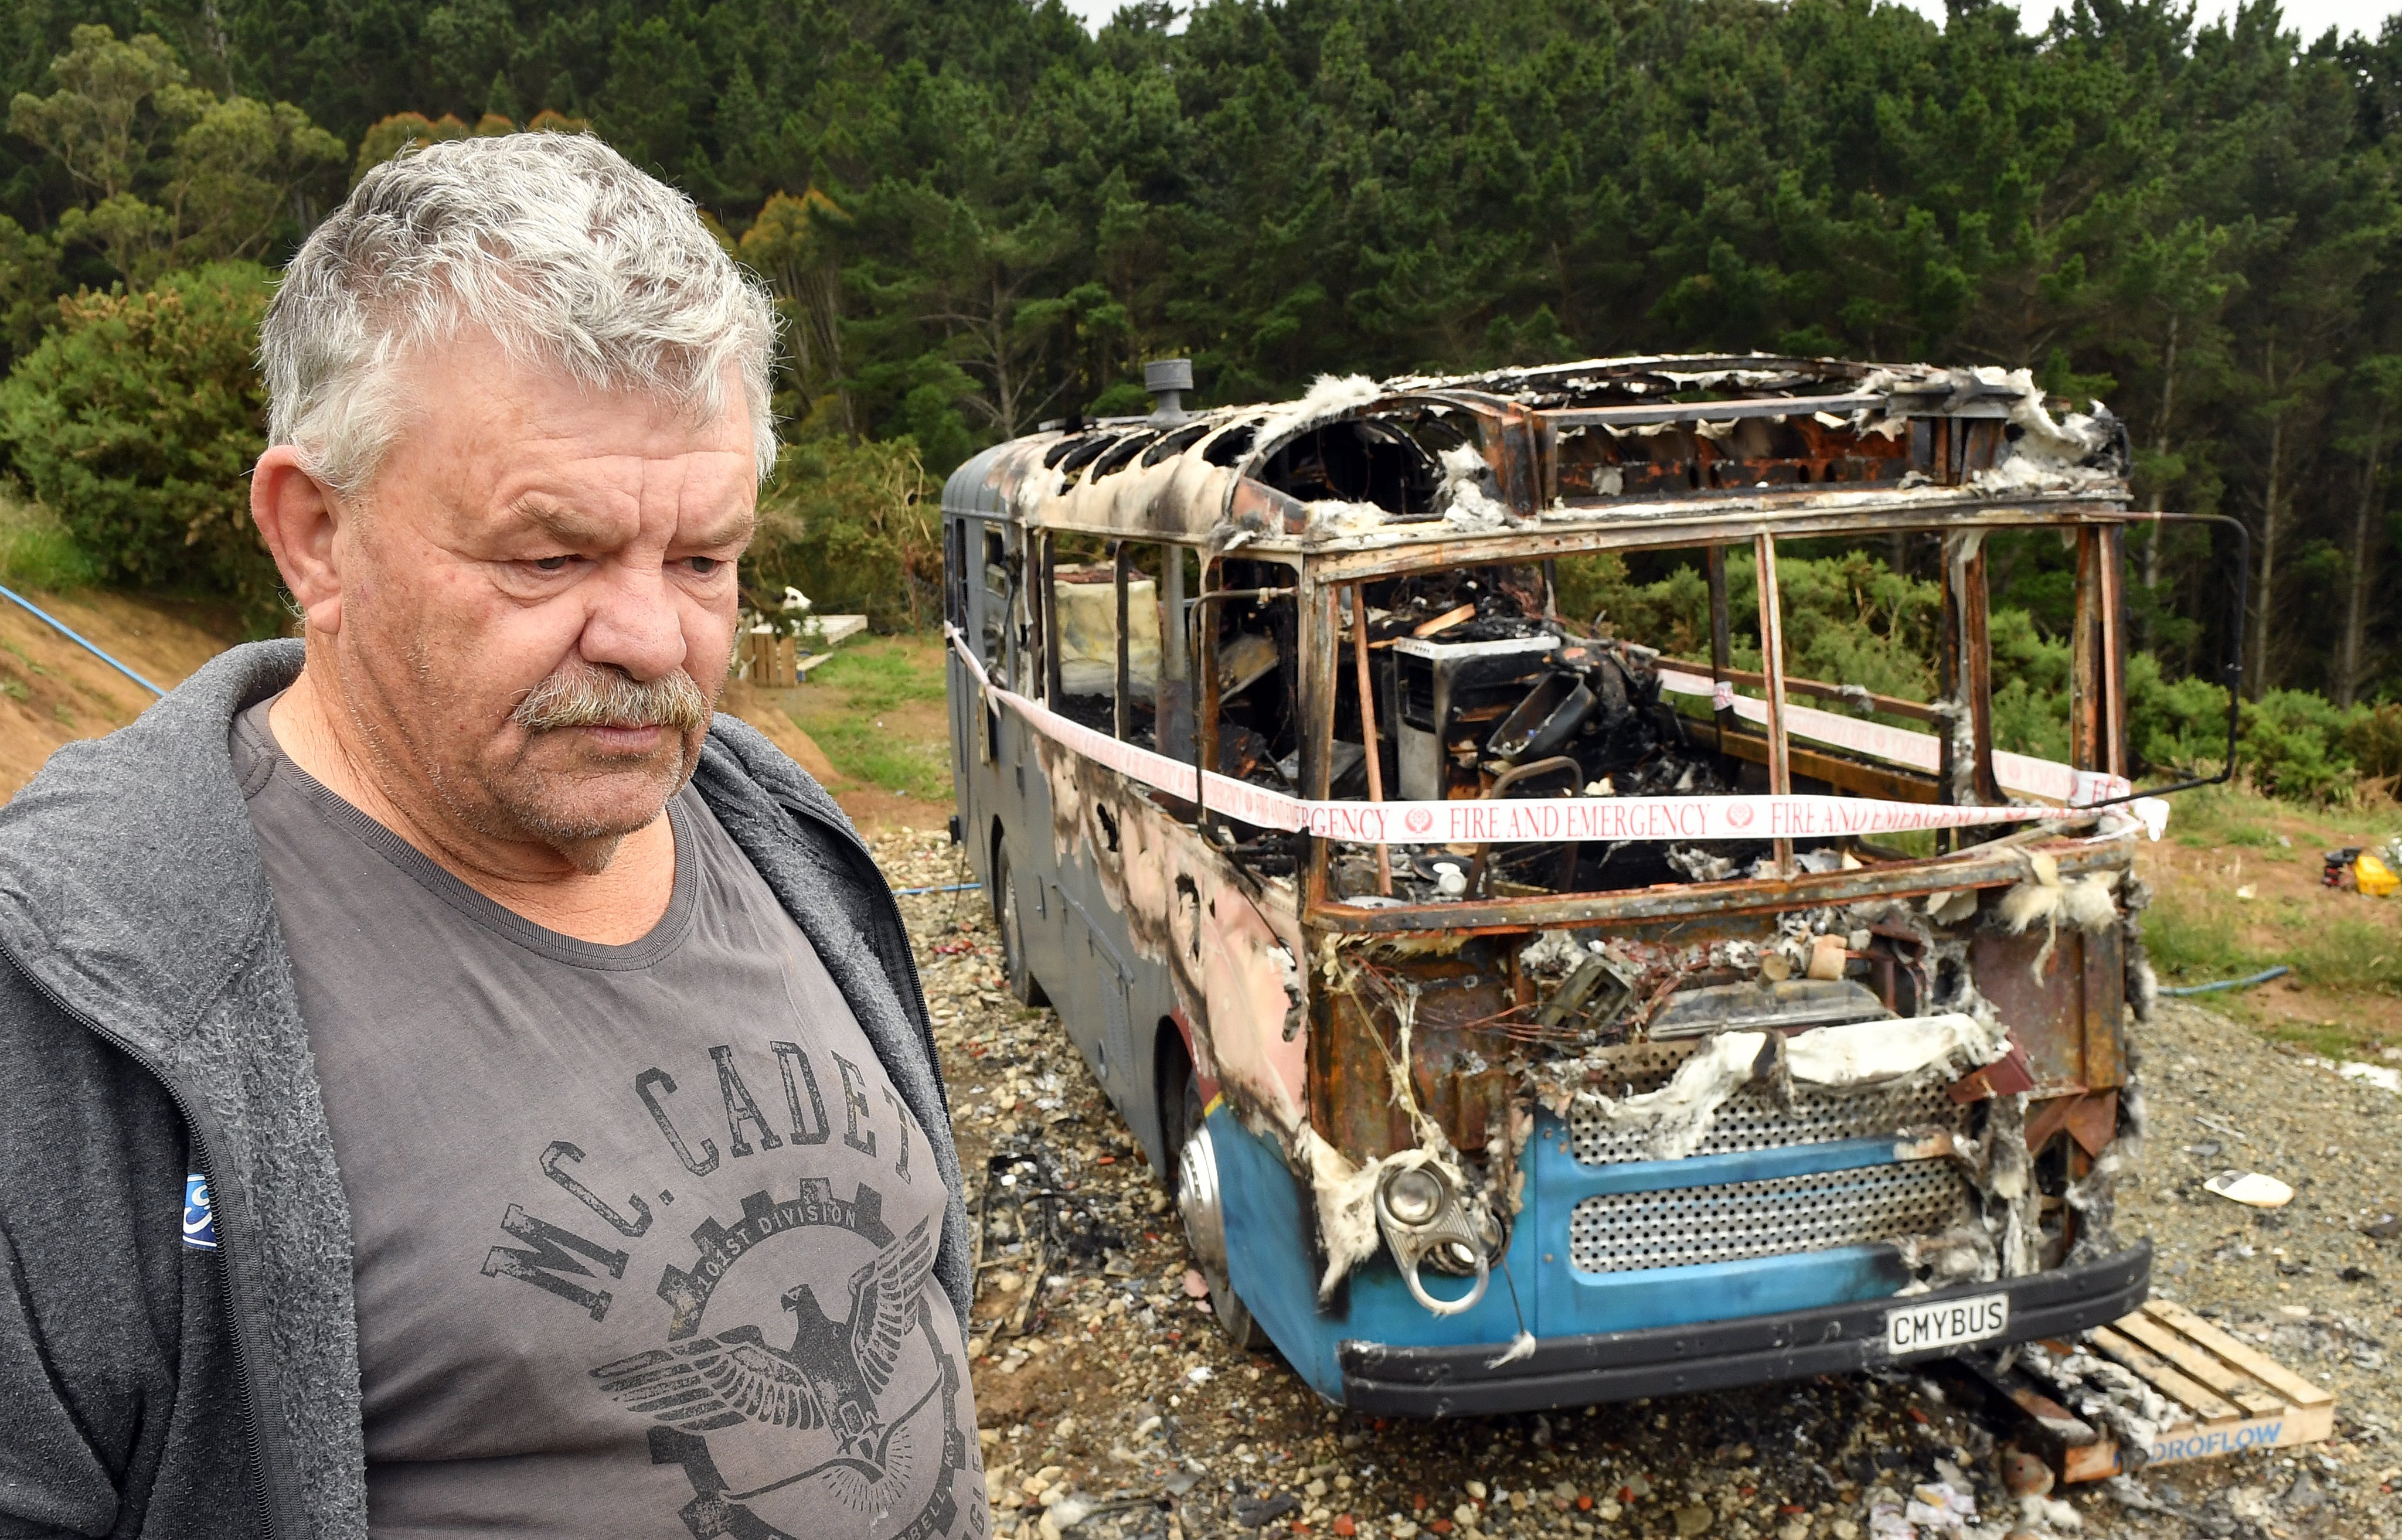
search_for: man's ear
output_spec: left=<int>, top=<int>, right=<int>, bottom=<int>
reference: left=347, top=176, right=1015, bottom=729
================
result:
left=251, top=447, right=348, bottom=636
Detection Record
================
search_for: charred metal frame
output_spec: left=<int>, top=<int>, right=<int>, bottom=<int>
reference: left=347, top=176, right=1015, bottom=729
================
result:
left=2074, top=512, right=2250, bottom=809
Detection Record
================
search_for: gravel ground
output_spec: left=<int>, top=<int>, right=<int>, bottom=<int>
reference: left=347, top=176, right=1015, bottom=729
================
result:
left=864, top=829, right=2402, bottom=1540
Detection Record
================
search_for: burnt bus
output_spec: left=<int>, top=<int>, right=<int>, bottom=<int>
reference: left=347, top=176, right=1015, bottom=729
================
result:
left=941, top=355, right=2216, bottom=1415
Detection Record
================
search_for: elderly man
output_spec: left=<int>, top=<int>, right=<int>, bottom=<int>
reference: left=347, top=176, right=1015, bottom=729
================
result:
left=0, top=135, right=985, bottom=1540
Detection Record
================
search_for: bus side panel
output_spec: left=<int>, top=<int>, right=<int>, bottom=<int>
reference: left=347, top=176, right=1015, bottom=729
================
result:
left=945, top=513, right=1196, bottom=1171
left=1024, top=734, right=1311, bottom=1143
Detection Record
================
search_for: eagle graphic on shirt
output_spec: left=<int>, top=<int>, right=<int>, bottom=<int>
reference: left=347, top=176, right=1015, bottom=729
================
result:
left=593, top=1216, right=940, bottom=1497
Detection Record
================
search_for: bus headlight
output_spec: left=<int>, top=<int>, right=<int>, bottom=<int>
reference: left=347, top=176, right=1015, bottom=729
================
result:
left=1380, top=1166, right=1445, bottom=1226
left=1373, top=1161, right=1496, bottom=1316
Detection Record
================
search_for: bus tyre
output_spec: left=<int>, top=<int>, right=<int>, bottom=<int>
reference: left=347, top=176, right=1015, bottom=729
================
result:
left=1176, top=1069, right=1270, bottom=1352
left=990, top=848, right=1044, bottom=1006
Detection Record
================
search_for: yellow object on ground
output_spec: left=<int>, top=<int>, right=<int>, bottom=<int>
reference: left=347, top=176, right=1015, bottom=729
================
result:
left=2355, top=852, right=2398, bottom=896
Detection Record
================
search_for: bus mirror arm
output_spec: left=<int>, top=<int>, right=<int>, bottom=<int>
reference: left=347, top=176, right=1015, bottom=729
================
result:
left=2072, top=512, right=2247, bottom=812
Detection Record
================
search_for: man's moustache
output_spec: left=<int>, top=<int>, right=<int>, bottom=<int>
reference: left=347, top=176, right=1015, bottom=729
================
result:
left=511, top=667, right=712, bottom=734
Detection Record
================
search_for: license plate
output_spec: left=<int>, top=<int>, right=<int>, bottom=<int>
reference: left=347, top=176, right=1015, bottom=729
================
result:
left=1885, top=1293, right=2009, bottom=1357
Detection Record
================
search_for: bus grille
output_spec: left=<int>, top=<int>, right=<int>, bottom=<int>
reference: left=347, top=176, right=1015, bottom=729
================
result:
left=1566, top=1160, right=1971, bottom=1274
left=1567, top=1042, right=1965, bottom=1166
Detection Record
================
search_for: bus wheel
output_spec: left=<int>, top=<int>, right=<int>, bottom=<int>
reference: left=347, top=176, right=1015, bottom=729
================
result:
left=990, top=848, right=1044, bottom=1006
left=1176, top=1068, right=1269, bottom=1352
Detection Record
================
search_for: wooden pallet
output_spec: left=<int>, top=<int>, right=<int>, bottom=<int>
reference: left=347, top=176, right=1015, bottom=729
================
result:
left=744, top=616, right=870, bottom=687
left=1941, top=1299, right=2333, bottom=1482
left=2081, top=1299, right=2335, bottom=1473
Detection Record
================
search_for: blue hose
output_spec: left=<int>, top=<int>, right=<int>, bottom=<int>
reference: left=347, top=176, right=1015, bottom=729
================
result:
left=891, top=881, right=979, bottom=896
left=0, top=584, right=164, bottom=698
left=2161, top=965, right=2291, bottom=997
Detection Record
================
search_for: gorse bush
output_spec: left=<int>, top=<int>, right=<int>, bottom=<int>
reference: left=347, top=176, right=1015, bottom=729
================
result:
left=1558, top=548, right=1945, bottom=707
left=0, top=261, right=278, bottom=628
left=2342, top=703, right=2402, bottom=788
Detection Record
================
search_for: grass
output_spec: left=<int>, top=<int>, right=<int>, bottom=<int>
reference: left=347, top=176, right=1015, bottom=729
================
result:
left=2144, top=892, right=2402, bottom=1059
left=0, top=495, right=94, bottom=591
left=2141, top=891, right=2257, bottom=982
left=2166, top=783, right=2294, bottom=849
left=2137, top=779, right=2402, bottom=1057
left=808, top=638, right=947, bottom=713
left=785, top=634, right=953, bottom=802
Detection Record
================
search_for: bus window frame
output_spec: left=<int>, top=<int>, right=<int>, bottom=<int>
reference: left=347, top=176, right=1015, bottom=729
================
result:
left=1295, top=515, right=2128, bottom=915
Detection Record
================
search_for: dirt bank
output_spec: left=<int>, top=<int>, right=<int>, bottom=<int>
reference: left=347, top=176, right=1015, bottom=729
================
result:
left=0, top=588, right=244, bottom=797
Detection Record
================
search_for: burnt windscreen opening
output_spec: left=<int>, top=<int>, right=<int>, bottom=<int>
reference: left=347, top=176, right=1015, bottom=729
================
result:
left=1318, top=533, right=2005, bottom=905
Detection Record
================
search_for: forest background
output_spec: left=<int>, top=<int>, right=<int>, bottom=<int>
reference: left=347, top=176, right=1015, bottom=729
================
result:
left=5, top=0, right=2402, bottom=799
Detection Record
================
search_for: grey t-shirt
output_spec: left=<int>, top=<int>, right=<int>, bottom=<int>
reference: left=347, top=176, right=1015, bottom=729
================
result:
left=231, top=701, right=986, bottom=1540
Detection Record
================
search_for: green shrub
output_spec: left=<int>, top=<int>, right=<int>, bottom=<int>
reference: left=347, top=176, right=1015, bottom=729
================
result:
left=0, top=261, right=278, bottom=628
left=0, top=495, right=96, bottom=590
left=2238, top=689, right=2362, bottom=802
left=1555, top=548, right=1943, bottom=701
left=2343, top=703, right=2402, bottom=787
left=2125, top=651, right=2236, bottom=772
left=1555, top=546, right=2396, bottom=803
left=746, top=434, right=939, bottom=632
left=1989, top=607, right=2071, bottom=760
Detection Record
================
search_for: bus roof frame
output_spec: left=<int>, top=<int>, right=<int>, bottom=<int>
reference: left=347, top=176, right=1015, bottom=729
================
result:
left=943, top=352, right=2134, bottom=562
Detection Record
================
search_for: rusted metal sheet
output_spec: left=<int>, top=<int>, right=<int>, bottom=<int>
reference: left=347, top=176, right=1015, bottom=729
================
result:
left=1968, top=927, right=2128, bottom=1097
left=1941, top=531, right=2002, bottom=808
left=2072, top=526, right=2132, bottom=779
left=2081, top=922, right=2127, bottom=1089
left=1754, top=531, right=1794, bottom=877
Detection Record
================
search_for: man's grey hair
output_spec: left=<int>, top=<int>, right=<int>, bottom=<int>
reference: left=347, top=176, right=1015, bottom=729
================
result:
left=261, top=133, right=778, bottom=493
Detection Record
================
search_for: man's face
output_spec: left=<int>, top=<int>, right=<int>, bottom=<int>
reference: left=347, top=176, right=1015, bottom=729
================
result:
left=329, top=331, right=756, bottom=864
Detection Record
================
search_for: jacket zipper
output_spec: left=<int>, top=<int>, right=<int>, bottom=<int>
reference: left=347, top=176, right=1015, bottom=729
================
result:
left=1, top=948, right=280, bottom=1540
left=778, top=798, right=943, bottom=1092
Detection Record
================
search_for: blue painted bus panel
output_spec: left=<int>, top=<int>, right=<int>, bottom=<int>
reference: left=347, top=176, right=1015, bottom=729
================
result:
left=1210, top=1108, right=1920, bottom=1402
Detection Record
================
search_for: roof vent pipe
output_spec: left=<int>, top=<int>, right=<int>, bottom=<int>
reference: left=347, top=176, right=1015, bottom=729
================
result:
left=1144, top=357, right=1195, bottom=424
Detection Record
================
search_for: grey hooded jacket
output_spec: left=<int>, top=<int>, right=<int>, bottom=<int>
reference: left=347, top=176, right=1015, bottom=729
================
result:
left=0, top=640, right=970, bottom=1539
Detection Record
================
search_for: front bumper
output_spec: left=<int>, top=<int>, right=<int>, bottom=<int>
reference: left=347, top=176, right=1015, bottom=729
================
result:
left=1338, top=1241, right=2150, bottom=1417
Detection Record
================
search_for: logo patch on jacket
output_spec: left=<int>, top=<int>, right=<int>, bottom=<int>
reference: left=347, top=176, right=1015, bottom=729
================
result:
left=182, top=1174, right=219, bottom=1251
